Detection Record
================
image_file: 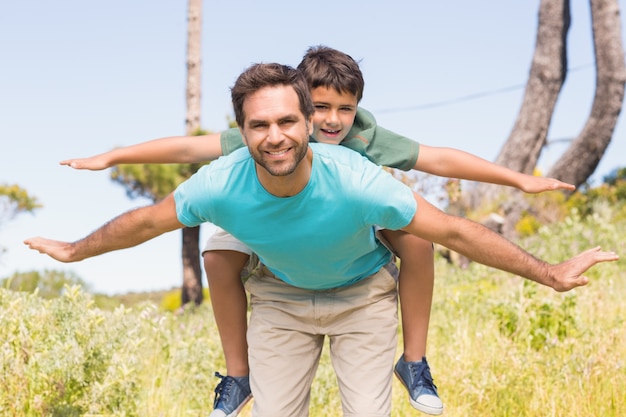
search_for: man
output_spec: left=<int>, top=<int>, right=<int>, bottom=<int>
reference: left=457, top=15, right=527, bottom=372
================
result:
left=60, top=45, right=577, bottom=417
left=25, top=63, right=618, bottom=417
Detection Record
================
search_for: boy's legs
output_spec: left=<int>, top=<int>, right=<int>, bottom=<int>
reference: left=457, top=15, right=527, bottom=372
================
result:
left=204, top=249, right=251, bottom=377
left=379, top=229, right=443, bottom=415
left=203, top=228, right=254, bottom=417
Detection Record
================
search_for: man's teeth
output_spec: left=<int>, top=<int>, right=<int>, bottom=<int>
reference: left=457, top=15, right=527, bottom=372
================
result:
left=268, top=149, right=288, bottom=155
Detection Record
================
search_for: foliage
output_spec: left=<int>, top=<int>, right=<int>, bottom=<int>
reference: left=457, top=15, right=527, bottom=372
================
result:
left=0, top=286, right=143, bottom=416
left=507, top=171, right=626, bottom=238
left=0, top=183, right=42, bottom=220
left=0, top=183, right=41, bottom=258
left=160, top=287, right=210, bottom=312
left=110, top=129, right=210, bottom=202
left=491, top=281, right=579, bottom=350
left=1, top=269, right=90, bottom=299
left=567, top=174, right=626, bottom=220
left=2, top=204, right=624, bottom=416
left=602, top=165, right=626, bottom=185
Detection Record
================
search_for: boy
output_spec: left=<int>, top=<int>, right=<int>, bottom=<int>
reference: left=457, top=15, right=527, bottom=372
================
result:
left=62, top=47, right=574, bottom=416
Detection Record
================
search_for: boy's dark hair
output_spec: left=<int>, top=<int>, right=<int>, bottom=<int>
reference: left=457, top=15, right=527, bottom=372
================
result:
left=231, top=63, right=315, bottom=127
left=297, top=45, right=364, bottom=102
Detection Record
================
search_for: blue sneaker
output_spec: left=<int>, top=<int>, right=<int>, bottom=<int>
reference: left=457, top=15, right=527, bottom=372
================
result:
left=394, top=355, right=443, bottom=415
left=209, top=372, right=252, bottom=417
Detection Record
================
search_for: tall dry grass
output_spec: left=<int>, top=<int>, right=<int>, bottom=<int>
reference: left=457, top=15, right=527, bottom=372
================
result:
left=1, top=208, right=624, bottom=416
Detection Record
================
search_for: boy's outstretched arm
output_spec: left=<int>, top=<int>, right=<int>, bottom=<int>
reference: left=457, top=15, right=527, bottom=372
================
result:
left=60, top=133, right=224, bottom=170
left=403, top=192, right=618, bottom=292
left=24, top=194, right=184, bottom=262
left=415, top=144, right=575, bottom=193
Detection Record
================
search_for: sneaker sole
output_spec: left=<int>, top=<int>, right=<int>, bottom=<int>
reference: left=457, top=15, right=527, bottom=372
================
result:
left=394, top=370, right=444, bottom=416
left=208, top=394, right=252, bottom=417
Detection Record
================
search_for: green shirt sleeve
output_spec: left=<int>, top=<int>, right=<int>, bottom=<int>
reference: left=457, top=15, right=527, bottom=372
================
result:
left=339, top=108, right=420, bottom=171
left=220, top=128, right=245, bottom=156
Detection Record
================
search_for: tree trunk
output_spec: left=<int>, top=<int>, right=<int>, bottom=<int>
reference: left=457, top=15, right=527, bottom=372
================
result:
left=181, top=0, right=204, bottom=307
left=547, top=0, right=626, bottom=188
left=181, top=225, right=203, bottom=306
left=473, top=0, right=570, bottom=206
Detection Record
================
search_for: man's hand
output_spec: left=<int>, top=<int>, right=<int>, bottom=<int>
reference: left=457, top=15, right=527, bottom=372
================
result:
left=23, top=237, right=77, bottom=262
left=549, top=246, right=619, bottom=292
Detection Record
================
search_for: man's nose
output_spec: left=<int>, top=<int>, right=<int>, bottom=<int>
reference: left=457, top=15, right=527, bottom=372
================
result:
left=267, top=124, right=283, bottom=143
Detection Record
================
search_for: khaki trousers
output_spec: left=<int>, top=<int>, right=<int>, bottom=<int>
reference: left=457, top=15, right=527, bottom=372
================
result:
left=245, top=262, right=399, bottom=417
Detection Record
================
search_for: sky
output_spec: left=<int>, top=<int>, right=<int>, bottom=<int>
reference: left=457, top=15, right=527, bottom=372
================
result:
left=1, top=1, right=625, bottom=295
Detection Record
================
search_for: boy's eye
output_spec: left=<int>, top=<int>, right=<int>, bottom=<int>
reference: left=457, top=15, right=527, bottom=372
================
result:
left=314, top=104, right=329, bottom=110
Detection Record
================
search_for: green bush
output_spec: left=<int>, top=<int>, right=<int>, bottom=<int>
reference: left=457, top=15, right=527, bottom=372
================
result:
left=1, top=203, right=624, bottom=416
left=0, top=285, right=142, bottom=416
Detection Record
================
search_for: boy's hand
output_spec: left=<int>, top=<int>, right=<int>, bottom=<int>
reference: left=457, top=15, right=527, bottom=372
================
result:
left=521, top=176, right=575, bottom=194
left=60, top=155, right=110, bottom=171
left=549, top=246, right=618, bottom=292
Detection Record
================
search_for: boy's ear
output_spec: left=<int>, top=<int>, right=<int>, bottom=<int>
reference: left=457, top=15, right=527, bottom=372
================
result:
left=307, top=116, right=314, bottom=135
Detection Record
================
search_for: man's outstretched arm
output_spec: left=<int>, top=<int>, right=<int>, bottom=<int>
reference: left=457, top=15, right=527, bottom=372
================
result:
left=24, top=194, right=184, bottom=263
left=402, top=192, right=618, bottom=292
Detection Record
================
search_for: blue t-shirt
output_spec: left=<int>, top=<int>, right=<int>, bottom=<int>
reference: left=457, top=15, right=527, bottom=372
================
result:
left=175, top=143, right=417, bottom=290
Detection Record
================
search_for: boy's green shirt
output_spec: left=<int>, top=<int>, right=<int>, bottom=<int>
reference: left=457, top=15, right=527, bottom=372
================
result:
left=220, top=107, right=420, bottom=171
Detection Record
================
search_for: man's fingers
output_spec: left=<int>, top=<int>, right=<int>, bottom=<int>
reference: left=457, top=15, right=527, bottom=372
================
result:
left=582, top=246, right=619, bottom=264
left=553, top=247, right=618, bottom=292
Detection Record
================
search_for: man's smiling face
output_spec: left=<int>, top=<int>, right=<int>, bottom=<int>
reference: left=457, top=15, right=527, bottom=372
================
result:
left=241, top=84, right=312, bottom=177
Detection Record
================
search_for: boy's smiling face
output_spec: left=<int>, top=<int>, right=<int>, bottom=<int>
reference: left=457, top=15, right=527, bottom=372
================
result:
left=310, top=86, right=358, bottom=145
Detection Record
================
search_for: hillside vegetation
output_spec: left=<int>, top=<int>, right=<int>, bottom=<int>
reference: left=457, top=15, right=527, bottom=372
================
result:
left=1, top=202, right=625, bottom=416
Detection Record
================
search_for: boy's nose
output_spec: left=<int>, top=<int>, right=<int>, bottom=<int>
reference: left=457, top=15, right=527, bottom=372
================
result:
left=326, top=110, right=340, bottom=124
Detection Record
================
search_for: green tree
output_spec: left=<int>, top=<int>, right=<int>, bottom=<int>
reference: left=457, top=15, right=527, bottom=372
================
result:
left=0, top=183, right=41, bottom=221
left=1, top=183, right=41, bottom=257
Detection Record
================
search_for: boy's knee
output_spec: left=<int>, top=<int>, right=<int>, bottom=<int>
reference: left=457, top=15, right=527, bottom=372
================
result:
left=203, top=250, right=250, bottom=272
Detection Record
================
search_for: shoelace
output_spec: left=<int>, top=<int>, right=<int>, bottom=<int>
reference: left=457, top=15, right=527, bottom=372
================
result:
left=213, top=372, right=249, bottom=408
left=409, top=360, right=437, bottom=392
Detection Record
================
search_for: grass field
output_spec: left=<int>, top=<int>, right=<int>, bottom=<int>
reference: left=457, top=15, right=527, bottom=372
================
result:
left=1, top=209, right=624, bottom=416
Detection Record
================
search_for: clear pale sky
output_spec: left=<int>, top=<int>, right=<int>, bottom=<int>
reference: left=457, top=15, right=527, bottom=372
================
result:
left=1, top=1, right=624, bottom=294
